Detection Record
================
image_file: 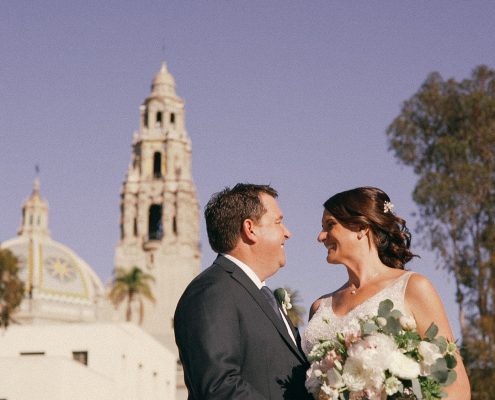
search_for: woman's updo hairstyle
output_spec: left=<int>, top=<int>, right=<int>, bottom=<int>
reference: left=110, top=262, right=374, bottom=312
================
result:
left=323, top=187, right=415, bottom=269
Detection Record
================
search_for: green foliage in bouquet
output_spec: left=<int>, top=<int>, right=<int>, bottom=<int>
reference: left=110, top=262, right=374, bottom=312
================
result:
left=305, top=299, right=458, bottom=400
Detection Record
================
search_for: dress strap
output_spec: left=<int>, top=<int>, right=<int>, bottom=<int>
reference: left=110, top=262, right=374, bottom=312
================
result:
left=398, top=271, right=415, bottom=298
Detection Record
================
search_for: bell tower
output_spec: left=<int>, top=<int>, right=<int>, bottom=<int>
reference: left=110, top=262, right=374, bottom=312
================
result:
left=114, top=63, right=200, bottom=350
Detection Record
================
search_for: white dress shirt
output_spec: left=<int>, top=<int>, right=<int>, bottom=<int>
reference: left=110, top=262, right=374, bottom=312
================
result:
left=222, top=254, right=296, bottom=344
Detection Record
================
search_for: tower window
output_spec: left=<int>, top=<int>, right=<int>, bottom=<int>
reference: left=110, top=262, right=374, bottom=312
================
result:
left=153, top=152, right=162, bottom=178
left=144, top=111, right=149, bottom=128
left=133, top=218, right=138, bottom=236
left=170, top=113, right=175, bottom=124
left=156, top=111, right=163, bottom=127
left=73, top=351, right=88, bottom=366
left=148, top=205, right=163, bottom=240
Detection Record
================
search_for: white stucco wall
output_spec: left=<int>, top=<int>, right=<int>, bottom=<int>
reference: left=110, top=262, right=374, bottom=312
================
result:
left=0, top=322, right=175, bottom=400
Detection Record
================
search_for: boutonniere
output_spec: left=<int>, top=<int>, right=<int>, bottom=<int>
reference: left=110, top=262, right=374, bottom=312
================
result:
left=274, top=288, right=292, bottom=315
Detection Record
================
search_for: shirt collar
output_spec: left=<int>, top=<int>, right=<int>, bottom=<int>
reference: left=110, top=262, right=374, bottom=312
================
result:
left=222, top=254, right=265, bottom=289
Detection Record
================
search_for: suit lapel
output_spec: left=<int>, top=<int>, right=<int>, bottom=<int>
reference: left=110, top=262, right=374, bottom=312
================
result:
left=215, top=255, right=306, bottom=362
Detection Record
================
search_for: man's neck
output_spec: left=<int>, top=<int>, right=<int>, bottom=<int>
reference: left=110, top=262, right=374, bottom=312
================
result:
left=223, top=253, right=265, bottom=288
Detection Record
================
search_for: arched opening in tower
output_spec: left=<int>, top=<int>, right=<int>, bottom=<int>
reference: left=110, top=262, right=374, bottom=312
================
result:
left=148, top=204, right=163, bottom=240
left=153, top=152, right=162, bottom=178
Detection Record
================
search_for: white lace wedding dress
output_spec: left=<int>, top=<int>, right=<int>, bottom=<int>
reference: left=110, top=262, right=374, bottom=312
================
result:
left=302, top=272, right=414, bottom=355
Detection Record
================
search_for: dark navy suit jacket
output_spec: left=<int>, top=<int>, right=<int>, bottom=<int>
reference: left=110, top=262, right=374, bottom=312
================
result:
left=174, top=255, right=311, bottom=399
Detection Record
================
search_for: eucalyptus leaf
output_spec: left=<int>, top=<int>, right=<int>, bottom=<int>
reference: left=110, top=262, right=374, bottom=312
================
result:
left=443, top=370, right=457, bottom=386
left=425, top=323, right=439, bottom=340
left=378, top=299, right=394, bottom=317
left=383, top=316, right=401, bottom=335
left=411, top=378, right=423, bottom=399
left=431, top=358, right=449, bottom=383
left=362, top=321, right=378, bottom=335
left=444, top=353, right=457, bottom=369
left=432, top=336, right=447, bottom=353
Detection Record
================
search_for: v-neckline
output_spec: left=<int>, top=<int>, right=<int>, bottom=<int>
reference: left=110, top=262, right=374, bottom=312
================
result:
left=328, top=271, right=412, bottom=318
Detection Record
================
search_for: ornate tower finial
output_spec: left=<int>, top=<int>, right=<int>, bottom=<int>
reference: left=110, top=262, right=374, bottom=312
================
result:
left=18, top=175, right=50, bottom=238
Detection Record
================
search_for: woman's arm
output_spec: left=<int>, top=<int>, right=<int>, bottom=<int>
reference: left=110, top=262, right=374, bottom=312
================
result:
left=405, top=273, right=471, bottom=400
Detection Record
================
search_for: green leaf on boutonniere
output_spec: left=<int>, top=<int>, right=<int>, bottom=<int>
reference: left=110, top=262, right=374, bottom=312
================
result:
left=273, top=288, right=286, bottom=304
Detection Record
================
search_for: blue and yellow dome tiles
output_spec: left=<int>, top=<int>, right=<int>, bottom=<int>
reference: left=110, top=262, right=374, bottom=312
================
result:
left=0, top=179, right=104, bottom=322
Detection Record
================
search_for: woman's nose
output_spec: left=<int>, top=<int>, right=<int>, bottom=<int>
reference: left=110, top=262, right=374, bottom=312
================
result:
left=317, top=231, right=326, bottom=243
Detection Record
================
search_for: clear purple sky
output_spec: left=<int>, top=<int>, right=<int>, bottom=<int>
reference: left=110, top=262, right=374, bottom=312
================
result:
left=2, top=1, right=495, bottom=337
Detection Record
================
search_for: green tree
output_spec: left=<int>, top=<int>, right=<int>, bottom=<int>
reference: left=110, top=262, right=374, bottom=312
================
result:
left=0, top=248, right=25, bottom=328
left=108, top=266, right=155, bottom=324
left=274, top=287, right=306, bottom=328
left=386, top=65, right=495, bottom=398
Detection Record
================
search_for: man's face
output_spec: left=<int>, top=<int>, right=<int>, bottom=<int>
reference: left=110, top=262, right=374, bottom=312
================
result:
left=252, top=193, right=292, bottom=278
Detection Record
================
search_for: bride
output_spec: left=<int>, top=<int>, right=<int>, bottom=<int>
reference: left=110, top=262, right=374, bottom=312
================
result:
left=302, top=187, right=470, bottom=399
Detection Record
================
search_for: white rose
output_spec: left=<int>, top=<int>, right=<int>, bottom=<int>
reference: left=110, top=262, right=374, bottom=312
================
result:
left=348, top=333, right=396, bottom=371
left=388, top=351, right=420, bottom=379
left=342, top=358, right=367, bottom=392
left=326, top=367, right=345, bottom=388
left=399, top=315, right=417, bottom=331
left=384, top=376, right=403, bottom=395
left=284, top=292, right=292, bottom=309
left=418, top=341, right=443, bottom=375
left=376, top=317, right=387, bottom=327
left=418, top=341, right=442, bottom=364
left=305, top=364, right=323, bottom=396
left=320, top=382, right=340, bottom=400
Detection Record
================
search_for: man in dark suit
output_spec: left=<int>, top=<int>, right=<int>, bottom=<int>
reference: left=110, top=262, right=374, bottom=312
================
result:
left=174, top=183, right=311, bottom=399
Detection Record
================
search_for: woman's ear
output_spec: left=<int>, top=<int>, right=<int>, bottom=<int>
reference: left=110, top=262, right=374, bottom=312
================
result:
left=357, top=226, right=370, bottom=240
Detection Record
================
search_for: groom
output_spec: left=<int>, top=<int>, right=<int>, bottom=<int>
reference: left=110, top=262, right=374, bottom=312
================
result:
left=174, top=183, right=311, bottom=399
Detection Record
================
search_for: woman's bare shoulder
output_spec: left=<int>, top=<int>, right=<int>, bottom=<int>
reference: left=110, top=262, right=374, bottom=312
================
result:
left=405, top=272, right=437, bottom=297
left=309, top=287, right=342, bottom=319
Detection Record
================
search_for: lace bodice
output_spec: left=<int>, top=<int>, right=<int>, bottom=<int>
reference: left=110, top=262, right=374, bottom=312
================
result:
left=302, top=272, right=414, bottom=355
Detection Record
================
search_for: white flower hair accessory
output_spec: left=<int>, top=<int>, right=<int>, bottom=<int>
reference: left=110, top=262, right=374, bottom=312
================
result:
left=274, top=288, right=292, bottom=315
left=383, top=201, right=394, bottom=214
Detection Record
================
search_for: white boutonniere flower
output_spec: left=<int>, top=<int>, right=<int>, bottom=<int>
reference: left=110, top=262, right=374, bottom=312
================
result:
left=274, top=288, right=292, bottom=315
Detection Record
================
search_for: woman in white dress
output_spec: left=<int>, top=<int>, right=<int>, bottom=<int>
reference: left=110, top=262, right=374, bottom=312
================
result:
left=303, top=187, right=470, bottom=399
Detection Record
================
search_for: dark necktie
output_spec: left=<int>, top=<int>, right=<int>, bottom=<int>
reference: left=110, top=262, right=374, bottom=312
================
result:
left=261, top=286, right=283, bottom=322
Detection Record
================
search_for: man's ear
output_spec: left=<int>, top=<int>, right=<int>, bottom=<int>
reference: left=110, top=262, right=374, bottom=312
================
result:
left=241, top=219, right=257, bottom=243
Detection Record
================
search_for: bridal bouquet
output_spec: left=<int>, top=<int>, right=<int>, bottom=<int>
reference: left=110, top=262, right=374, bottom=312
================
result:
left=305, top=299, right=457, bottom=400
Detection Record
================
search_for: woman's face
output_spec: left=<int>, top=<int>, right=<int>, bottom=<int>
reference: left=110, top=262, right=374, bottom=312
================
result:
left=317, top=209, right=359, bottom=265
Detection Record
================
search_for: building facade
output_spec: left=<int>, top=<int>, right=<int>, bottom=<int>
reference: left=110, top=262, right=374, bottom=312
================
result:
left=0, top=64, right=200, bottom=400
left=114, top=63, right=201, bottom=353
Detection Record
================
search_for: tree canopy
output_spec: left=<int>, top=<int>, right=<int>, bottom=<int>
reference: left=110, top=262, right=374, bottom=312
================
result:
left=108, top=266, right=155, bottom=324
left=0, top=248, right=25, bottom=328
left=386, top=65, right=495, bottom=398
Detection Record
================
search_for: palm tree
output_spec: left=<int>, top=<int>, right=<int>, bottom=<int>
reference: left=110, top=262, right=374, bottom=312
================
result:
left=108, top=266, right=155, bottom=324
left=274, top=287, right=306, bottom=328
left=0, top=248, right=25, bottom=328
